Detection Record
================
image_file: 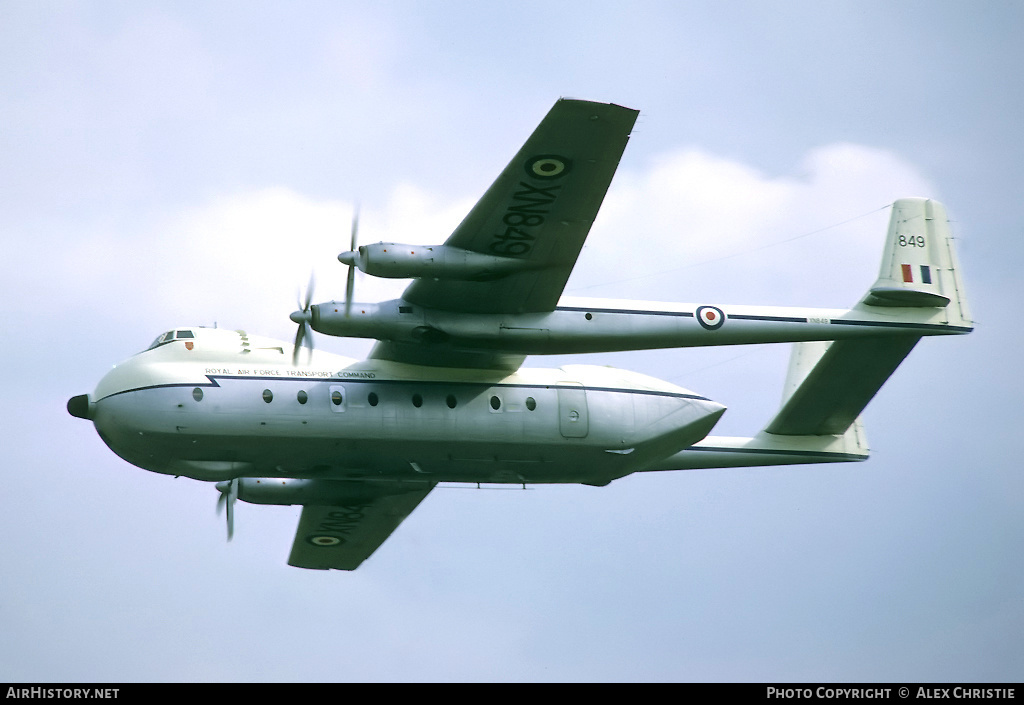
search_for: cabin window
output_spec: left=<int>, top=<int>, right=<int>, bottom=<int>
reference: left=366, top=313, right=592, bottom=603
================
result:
left=175, top=330, right=195, bottom=339
left=490, top=395, right=501, bottom=411
left=412, top=393, right=423, bottom=408
left=525, top=396, right=536, bottom=411
left=192, top=388, right=204, bottom=402
left=446, top=394, right=457, bottom=409
left=368, top=392, right=379, bottom=406
left=329, top=385, right=347, bottom=412
left=297, top=390, right=308, bottom=404
left=262, top=389, right=273, bottom=403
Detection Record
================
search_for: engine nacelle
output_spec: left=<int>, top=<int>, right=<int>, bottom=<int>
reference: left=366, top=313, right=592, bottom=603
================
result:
left=312, top=299, right=441, bottom=341
left=236, top=478, right=429, bottom=505
left=339, top=243, right=527, bottom=280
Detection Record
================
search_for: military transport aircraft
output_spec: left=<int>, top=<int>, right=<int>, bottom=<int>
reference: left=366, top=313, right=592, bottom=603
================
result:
left=67, top=99, right=973, bottom=570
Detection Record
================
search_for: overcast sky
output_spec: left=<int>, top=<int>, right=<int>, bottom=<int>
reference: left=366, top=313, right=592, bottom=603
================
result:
left=2, top=0, right=1022, bottom=682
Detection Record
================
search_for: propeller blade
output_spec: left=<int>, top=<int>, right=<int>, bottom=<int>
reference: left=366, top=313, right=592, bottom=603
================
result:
left=350, top=205, right=359, bottom=252
left=345, top=206, right=359, bottom=317
left=292, top=323, right=305, bottom=366
left=303, top=272, right=315, bottom=312
left=302, top=322, right=313, bottom=361
left=226, top=497, right=234, bottom=541
left=345, top=265, right=355, bottom=318
left=290, top=274, right=316, bottom=366
left=215, top=479, right=239, bottom=541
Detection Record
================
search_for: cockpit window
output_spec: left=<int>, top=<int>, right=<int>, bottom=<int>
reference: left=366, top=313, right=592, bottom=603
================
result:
left=147, top=332, right=171, bottom=351
left=145, top=330, right=191, bottom=351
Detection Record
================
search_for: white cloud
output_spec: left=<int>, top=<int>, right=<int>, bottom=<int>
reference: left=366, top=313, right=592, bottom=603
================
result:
left=574, top=143, right=935, bottom=308
left=44, top=183, right=477, bottom=358
left=143, top=183, right=477, bottom=338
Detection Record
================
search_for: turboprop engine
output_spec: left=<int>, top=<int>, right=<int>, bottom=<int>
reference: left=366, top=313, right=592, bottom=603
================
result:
left=338, top=243, right=528, bottom=280
left=230, top=478, right=427, bottom=506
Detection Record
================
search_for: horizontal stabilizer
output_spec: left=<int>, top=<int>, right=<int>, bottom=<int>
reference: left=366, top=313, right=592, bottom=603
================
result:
left=648, top=428, right=869, bottom=471
left=764, top=337, right=919, bottom=436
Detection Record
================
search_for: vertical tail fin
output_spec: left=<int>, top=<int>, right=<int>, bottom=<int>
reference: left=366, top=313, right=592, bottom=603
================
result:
left=645, top=197, right=973, bottom=472
left=757, top=198, right=972, bottom=444
left=862, top=198, right=972, bottom=327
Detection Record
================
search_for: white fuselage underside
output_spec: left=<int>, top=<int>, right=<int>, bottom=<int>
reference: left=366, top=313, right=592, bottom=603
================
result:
left=89, top=328, right=725, bottom=486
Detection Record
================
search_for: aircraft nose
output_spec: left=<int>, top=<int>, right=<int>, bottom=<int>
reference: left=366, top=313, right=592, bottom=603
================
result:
left=67, top=394, right=93, bottom=420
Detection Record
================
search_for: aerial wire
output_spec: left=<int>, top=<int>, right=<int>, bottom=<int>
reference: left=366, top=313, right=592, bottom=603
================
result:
left=567, top=202, right=893, bottom=294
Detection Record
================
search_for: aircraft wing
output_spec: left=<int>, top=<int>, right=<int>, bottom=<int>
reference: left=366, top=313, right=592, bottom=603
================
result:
left=369, top=99, right=638, bottom=370
left=401, top=99, right=638, bottom=315
left=287, top=483, right=435, bottom=571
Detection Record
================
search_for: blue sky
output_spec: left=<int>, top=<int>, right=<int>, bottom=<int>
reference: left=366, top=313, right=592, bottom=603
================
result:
left=2, top=1, right=1021, bottom=682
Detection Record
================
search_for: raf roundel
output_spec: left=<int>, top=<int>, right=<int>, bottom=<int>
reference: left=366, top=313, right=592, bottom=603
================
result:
left=526, top=154, right=571, bottom=180
left=696, top=305, right=726, bottom=331
left=307, top=535, right=342, bottom=547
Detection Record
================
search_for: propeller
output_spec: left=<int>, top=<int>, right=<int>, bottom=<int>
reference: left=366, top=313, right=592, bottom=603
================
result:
left=289, top=207, right=359, bottom=364
left=289, top=273, right=315, bottom=366
left=337, top=206, right=360, bottom=317
left=215, top=478, right=239, bottom=541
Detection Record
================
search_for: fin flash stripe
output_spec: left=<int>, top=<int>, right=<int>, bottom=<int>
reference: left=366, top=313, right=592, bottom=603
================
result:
left=901, top=264, right=933, bottom=284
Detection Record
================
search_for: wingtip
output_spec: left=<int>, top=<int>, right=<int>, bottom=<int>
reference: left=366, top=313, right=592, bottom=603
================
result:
left=556, top=96, right=638, bottom=112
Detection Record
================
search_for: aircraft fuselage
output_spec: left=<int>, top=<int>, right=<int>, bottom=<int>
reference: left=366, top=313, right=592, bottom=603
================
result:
left=78, top=327, right=725, bottom=488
